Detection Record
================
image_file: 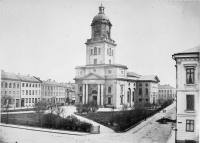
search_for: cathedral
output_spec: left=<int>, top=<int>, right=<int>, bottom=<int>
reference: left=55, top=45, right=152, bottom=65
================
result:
left=74, top=5, right=160, bottom=108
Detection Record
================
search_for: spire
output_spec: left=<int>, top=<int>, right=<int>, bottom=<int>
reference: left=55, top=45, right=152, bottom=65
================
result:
left=99, top=3, right=105, bottom=14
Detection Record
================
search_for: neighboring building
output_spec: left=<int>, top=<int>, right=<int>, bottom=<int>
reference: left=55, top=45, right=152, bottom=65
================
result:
left=136, top=75, right=160, bottom=104
left=172, top=46, right=199, bottom=143
left=41, top=79, right=65, bottom=104
left=1, top=70, right=21, bottom=107
left=74, top=5, right=160, bottom=108
left=62, top=82, right=76, bottom=104
left=17, top=74, right=41, bottom=107
left=158, top=84, right=176, bottom=102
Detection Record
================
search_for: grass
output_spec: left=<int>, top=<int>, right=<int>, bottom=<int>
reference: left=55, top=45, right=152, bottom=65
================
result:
left=1, top=113, right=38, bottom=126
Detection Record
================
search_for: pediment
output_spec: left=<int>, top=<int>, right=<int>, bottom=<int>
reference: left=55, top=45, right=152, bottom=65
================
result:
left=81, top=73, right=104, bottom=80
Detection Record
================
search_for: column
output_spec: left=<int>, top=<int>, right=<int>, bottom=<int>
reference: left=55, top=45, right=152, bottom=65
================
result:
left=82, top=84, right=85, bottom=104
left=97, top=84, right=100, bottom=105
left=86, top=84, right=88, bottom=104
left=101, top=84, right=104, bottom=106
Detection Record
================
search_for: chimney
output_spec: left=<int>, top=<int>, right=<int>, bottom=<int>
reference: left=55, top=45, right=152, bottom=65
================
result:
left=1, top=70, right=4, bottom=72
left=18, top=73, right=20, bottom=75
left=53, top=80, right=55, bottom=82
left=28, top=74, right=30, bottom=77
left=49, top=79, right=51, bottom=81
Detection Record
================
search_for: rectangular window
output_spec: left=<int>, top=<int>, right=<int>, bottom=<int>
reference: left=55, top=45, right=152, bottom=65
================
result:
left=26, top=98, right=28, bottom=103
left=9, top=83, right=12, bottom=88
left=108, top=97, right=111, bottom=104
left=139, top=88, right=142, bottom=95
left=35, top=84, right=37, bottom=88
left=1, top=82, right=3, bottom=88
left=32, top=90, right=34, bottom=95
left=108, top=86, right=112, bottom=93
left=26, top=83, right=28, bottom=87
left=94, top=59, right=97, bottom=64
left=13, top=83, right=16, bottom=88
left=127, top=91, right=129, bottom=102
left=108, top=70, right=112, bottom=74
left=98, top=48, right=101, bottom=55
left=9, top=91, right=11, bottom=95
left=109, top=60, right=111, bottom=64
left=29, top=90, right=31, bottom=95
left=186, top=120, right=194, bottom=132
left=29, top=98, right=31, bottom=103
left=186, top=95, right=194, bottom=110
left=120, top=85, right=123, bottom=94
left=35, top=98, right=37, bottom=103
left=38, top=91, right=40, bottom=95
left=32, top=98, right=34, bottom=103
left=26, top=90, right=28, bottom=95
left=79, top=86, right=82, bottom=92
left=29, top=83, right=31, bottom=87
left=186, top=68, right=194, bottom=84
left=35, top=90, right=37, bottom=95
left=107, top=48, right=109, bottom=55
left=22, top=90, right=24, bottom=95
left=22, top=83, right=24, bottom=87
left=17, top=83, right=19, bottom=88
left=80, top=96, right=82, bottom=102
left=5, top=82, right=7, bottom=88
left=13, top=91, right=15, bottom=94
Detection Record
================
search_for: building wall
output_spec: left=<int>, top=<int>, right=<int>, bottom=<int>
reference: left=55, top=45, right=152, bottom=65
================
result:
left=176, top=56, right=199, bottom=142
left=21, top=81, right=41, bottom=107
left=1, top=79, right=21, bottom=107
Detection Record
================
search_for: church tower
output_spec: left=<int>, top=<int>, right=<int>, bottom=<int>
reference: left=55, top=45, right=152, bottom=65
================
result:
left=85, top=4, right=117, bottom=65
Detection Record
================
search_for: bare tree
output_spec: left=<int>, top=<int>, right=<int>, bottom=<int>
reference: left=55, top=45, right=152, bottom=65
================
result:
left=1, top=95, right=13, bottom=123
left=55, top=105, right=65, bottom=117
left=34, top=100, right=48, bottom=126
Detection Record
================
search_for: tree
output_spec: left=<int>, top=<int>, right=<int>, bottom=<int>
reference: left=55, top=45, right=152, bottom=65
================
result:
left=34, top=100, right=48, bottom=126
left=55, top=105, right=65, bottom=118
left=1, top=95, right=13, bottom=123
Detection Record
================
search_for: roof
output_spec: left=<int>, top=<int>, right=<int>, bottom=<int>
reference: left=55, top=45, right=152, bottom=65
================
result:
left=127, top=71, right=141, bottom=78
left=173, top=46, right=200, bottom=56
left=1, top=71, right=20, bottom=81
left=17, top=74, right=41, bottom=83
left=137, top=75, right=160, bottom=82
left=41, top=80, right=64, bottom=86
left=158, top=84, right=175, bottom=89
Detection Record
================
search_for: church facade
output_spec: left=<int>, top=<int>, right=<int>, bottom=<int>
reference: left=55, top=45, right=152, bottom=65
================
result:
left=74, top=5, right=160, bottom=108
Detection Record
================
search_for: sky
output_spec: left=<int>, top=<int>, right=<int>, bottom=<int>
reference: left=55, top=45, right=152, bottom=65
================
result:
left=1, top=0, right=200, bottom=87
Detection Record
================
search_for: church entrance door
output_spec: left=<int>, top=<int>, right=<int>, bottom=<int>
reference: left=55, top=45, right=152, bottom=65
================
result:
left=92, top=95, right=97, bottom=103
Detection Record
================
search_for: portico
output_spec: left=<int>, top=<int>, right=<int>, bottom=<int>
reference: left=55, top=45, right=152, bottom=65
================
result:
left=81, top=83, right=104, bottom=106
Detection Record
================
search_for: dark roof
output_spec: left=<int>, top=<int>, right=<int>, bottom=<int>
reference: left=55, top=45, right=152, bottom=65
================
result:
left=127, top=71, right=141, bottom=78
left=41, top=80, right=64, bottom=86
left=173, top=46, right=200, bottom=55
left=138, top=75, right=160, bottom=82
left=158, top=84, right=175, bottom=89
left=1, top=71, right=20, bottom=81
left=17, top=74, right=41, bottom=82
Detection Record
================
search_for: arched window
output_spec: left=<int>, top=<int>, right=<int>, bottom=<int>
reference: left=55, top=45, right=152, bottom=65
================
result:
left=109, top=48, right=111, bottom=56
left=132, top=91, right=134, bottom=101
left=108, top=86, right=112, bottom=93
left=5, top=82, right=7, bottom=88
left=94, top=47, right=97, bottom=55
left=107, top=48, right=109, bottom=55
left=139, top=88, right=142, bottom=95
left=127, top=91, right=129, bottom=102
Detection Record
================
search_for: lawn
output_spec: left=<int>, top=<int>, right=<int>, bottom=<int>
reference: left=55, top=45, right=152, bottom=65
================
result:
left=1, top=113, right=38, bottom=126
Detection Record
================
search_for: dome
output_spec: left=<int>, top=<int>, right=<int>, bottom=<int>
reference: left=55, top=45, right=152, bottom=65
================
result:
left=93, top=13, right=109, bottom=22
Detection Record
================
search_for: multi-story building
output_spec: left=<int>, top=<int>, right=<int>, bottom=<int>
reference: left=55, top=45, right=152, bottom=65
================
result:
left=74, top=5, right=160, bottom=108
left=1, top=70, right=21, bottom=107
left=17, top=74, right=42, bottom=107
left=41, top=79, right=65, bottom=104
left=136, top=76, right=160, bottom=104
left=158, top=84, right=176, bottom=102
left=172, top=46, right=199, bottom=143
left=62, top=82, right=76, bottom=104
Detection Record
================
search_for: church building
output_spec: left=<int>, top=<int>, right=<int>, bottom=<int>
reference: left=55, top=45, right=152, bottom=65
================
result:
left=74, top=5, right=160, bottom=108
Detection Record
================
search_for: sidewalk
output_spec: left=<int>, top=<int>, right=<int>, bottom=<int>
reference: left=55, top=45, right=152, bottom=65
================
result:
left=0, top=123, right=90, bottom=136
